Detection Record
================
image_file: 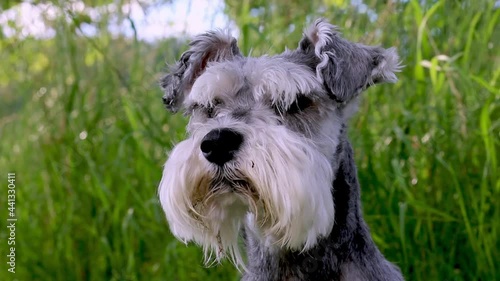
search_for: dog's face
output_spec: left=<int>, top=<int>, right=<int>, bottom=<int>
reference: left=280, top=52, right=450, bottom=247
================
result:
left=159, top=19, right=399, bottom=267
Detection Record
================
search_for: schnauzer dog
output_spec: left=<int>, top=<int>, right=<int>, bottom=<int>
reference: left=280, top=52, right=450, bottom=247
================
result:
left=158, top=18, right=404, bottom=281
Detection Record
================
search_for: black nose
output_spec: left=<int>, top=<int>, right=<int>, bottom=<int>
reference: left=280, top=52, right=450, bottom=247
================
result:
left=200, top=128, right=243, bottom=166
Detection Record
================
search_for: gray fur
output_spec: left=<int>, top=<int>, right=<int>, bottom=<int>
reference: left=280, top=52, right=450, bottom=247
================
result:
left=242, top=131, right=404, bottom=281
left=159, top=18, right=403, bottom=281
left=161, top=30, right=242, bottom=112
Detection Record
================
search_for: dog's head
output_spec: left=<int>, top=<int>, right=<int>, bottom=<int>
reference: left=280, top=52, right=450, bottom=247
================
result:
left=158, top=19, right=400, bottom=268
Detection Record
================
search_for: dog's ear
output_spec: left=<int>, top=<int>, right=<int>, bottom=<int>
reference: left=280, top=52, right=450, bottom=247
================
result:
left=298, top=19, right=401, bottom=103
left=161, top=31, right=242, bottom=112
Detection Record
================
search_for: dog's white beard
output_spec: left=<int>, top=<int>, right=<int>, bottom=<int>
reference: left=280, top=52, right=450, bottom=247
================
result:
left=159, top=126, right=335, bottom=269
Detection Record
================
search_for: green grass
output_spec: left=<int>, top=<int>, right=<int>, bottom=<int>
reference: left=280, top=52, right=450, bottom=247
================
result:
left=0, top=0, right=499, bottom=280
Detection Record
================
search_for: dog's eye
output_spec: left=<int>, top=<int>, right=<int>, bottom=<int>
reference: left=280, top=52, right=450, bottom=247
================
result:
left=272, top=95, right=313, bottom=117
left=186, top=103, right=216, bottom=118
left=287, top=95, right=313, bottom=114
left=206, top=106, right=215, bottom=118
left=185, top=103, right=200, bottom=116
left=206, top=98, right=223, bottom=118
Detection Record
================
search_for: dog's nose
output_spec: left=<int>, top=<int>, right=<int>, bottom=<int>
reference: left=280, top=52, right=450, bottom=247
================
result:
left=200, top=128, right=243, bottom=166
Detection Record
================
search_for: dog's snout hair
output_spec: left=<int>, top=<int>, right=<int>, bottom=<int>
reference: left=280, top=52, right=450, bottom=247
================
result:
left=158, top=18, right=404, bottom=281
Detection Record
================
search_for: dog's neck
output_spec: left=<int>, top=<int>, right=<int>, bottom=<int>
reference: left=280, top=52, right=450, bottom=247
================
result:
left=242, top=128, right=403, bottom=281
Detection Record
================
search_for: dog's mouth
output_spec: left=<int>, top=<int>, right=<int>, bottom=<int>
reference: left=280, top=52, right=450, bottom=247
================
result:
left=209, top=175, right=252, bottom=193
left=207, top=169, right=259, bottom=200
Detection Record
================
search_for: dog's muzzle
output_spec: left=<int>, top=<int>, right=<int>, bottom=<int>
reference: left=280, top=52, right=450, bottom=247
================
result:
left=200, top=128, right=243, bottom=166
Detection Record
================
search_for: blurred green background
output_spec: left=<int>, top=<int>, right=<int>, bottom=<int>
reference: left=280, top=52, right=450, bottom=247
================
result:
left=0, top=0, right=498, bottom=280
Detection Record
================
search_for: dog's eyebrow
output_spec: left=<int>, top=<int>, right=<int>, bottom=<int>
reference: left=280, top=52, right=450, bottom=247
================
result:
left=248, top=58, right=322, bottom=107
